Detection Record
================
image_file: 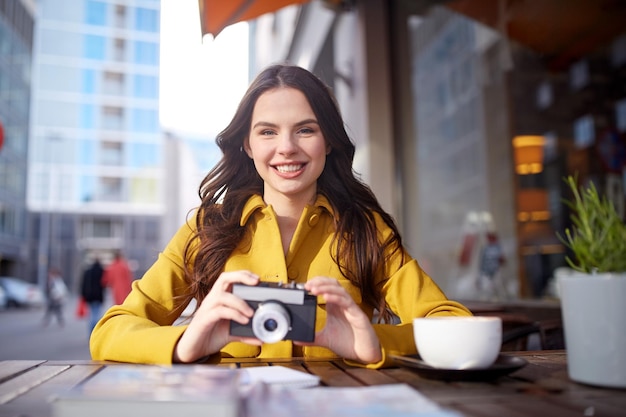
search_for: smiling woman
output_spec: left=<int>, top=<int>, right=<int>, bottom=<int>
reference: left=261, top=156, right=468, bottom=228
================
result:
left=159, top=0, right=249, bottom=136
left=90, top=64, right=472, bottom=368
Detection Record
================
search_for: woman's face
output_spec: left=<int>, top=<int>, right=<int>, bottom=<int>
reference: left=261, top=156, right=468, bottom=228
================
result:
left=245, top=87, right=329, bottom=206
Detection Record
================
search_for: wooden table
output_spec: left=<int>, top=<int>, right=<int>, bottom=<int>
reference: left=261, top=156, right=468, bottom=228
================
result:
left=1, top=351, right=624, bottom=417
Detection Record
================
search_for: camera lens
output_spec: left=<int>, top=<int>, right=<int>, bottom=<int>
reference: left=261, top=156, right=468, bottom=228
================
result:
left=252, top=301, right=291, bottom=343
left=264, top=319, right=278, bottom=331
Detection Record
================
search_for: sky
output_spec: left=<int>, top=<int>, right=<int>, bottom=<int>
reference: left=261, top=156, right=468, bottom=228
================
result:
left=159, top=0, right=250, bottom=136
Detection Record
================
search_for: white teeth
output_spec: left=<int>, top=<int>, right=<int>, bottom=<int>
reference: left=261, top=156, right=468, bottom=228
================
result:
left=275, top=164, right=303, bottom=173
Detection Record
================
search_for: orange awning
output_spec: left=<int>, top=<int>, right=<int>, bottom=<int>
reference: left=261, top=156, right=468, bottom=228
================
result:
left=198, top=0, right=311, bottom=38
left=446, top=0, right=626, bottom=70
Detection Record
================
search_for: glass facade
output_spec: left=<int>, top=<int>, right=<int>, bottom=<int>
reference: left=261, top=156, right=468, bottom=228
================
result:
left=0, top=0, right=34, bottom=279
left=27, top=0, right=163, bottom=287
left=133, top=41, right=159, bottom=65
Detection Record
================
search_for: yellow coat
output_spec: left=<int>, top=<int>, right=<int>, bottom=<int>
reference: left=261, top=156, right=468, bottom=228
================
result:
left=90, top=195, right=471, bottom=368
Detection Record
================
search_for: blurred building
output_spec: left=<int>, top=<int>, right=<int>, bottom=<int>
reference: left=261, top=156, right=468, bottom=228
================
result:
left=26, top=0, right=162, bottom=289
left=0, top=0, right=35, bottom=279
left=161, top=130, right=222, bottom=250
left=202, top=0, right=626, bottom=299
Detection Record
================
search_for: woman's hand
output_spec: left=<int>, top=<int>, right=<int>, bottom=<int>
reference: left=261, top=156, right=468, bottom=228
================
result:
left=302, top=277, right=382, bottom=365
left=173, top=270, right=262, bottom=363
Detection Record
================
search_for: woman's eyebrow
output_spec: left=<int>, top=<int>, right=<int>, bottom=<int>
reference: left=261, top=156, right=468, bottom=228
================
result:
left=251, top=121, right=276, bottom=129
left=252, top=119, right=319, bottom=129
left=295, top=118, right=319, bottom=126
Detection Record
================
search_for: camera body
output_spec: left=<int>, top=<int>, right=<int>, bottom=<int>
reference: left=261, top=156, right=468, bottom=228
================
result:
left=229, top=281, right=317, bottom=343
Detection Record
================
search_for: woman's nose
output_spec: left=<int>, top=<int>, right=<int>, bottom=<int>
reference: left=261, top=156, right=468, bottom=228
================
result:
left=276, top=133, right=297, bottom=154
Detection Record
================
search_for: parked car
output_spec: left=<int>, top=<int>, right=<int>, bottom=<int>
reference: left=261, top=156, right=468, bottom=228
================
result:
left=0, top=285, right=7, bottom=309
left=0, top=277, right=45, bottom=308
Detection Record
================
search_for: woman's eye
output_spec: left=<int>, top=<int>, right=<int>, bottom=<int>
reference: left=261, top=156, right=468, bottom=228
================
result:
left=260, top=130, right=276, bottom=136
left=298, top=127, right=314, bottom=135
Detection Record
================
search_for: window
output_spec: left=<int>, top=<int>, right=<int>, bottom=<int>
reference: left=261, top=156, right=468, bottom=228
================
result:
left=573, top=115, right=595, bottom=148
left=132, top=74, right=158, bottom=98
left=103, top=71, right=124, bottom=95
left=102, top=106, right=124, bottom=130
left=114, top=38, right=125, bottom=61
left=81, top=218, right=122, bottom=238
left=145, top=219, right=159, bottom=240
left=80, top=175, right=96, bottom=202
left=85, top=0, right=107, bottom=26
left=131, top=108, right=158, bottom=132
left=80, top=104, right=96, bottom=128
left=93, top=219, right=114, bottom=237
left=133, top=41, right=158, bottom=65
left=570, top=60, right=589, bottom=91
left=99, top=177, right=124, bottom=202
left=129, top=142, right=159, bottom=167
left=130, top=177, right=158, bottom=204
left=82, top=69, right=96, bottom=93
left=114, top=4, right=126, bottom=28
left=101, top=141, right=123, bottom=165
left=0, top=204, right=16, bottom=235
left=135, top=8, right=159, bottom=32
left=79, top=139, right=96, bottom=164
left=84, top=35, right=106, bottom=60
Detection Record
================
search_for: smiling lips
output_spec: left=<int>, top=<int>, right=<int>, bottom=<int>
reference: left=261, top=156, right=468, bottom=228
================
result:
left=274, top=164, right=305, bottom=174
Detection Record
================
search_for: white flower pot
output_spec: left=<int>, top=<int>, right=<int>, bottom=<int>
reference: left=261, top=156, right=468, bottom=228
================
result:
left=558, top=272, right=626, bottom=388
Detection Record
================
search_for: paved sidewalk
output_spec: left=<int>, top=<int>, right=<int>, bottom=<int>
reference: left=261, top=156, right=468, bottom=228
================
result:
left=0, top=295, right=110, bottom=361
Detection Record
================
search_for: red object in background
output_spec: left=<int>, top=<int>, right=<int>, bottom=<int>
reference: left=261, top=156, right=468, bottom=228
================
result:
left=0, top=119, right=4, bottom=152
left=458, top=233, right=476, bottom=266
left=76, top=297, right=88, bottom=318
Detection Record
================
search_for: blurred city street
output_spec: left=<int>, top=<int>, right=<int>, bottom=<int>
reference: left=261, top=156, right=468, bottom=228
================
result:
left=0, top=295, right=112, bottom=361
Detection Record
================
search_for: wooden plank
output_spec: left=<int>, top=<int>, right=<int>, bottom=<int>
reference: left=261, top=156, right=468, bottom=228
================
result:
left=269, top=361, right=309, bottom=373
left=1, top=364, right=102, bottom=417
left=382, top=367, right=531, bottom=400
left=333, top=362, right=399, bottom=386
left=0, top=361, right=45, bottom=384
left=380, top=367, right=453, bottom=391
left=44, top=360, right=105, bottom=366
left=454, top=398, right=581, bottom=417
left=238, top=362, right=269, bottom=368
left=0, top=364, right=68, bottom=405
left=545, top=391, right=626, bottom=417
left=449, top=402, right=518, bottom=417
left=221, top=356, right=328, bottom=365
left=304, top=362, right=363, bottom=387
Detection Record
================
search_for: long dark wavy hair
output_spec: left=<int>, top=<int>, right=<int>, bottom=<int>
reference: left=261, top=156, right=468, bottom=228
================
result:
left=183, top=64, right=403, bottom=321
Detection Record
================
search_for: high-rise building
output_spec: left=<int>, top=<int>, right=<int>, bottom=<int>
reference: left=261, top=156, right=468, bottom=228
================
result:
left=27, top=0, right=162, bottom=288
left=0, top=0, right=35, bottom=279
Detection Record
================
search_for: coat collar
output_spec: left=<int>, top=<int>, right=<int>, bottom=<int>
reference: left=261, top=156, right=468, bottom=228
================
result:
left=240, top=194, right=334, bottom=226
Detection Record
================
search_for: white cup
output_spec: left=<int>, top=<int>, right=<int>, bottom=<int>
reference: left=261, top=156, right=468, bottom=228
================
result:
left=413, top=316, right=502, bottom=370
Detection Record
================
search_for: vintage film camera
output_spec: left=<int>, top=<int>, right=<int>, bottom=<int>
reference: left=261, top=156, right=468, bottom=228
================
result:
left=229, top=281, right=317, bottom=343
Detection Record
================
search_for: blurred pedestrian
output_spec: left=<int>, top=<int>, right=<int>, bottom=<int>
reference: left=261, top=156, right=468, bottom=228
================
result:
left=42, top=268, right=67, bottom=327
left=103, top=251, right=132, bottom=305
left=81, top=258, right=105, bottom=335
left=478, top=232, right=507, bottom=300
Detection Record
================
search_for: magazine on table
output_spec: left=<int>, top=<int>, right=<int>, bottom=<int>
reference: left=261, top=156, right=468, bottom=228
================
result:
left=244, top=383, right=463, bottom=417
left=52, top=365, right=241, bottom=417
left=52, top=364, right=459, bottom=417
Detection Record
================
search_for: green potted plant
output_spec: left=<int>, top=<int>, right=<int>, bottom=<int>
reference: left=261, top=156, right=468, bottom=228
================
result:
left=558, top=175, right=626, bottom=388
